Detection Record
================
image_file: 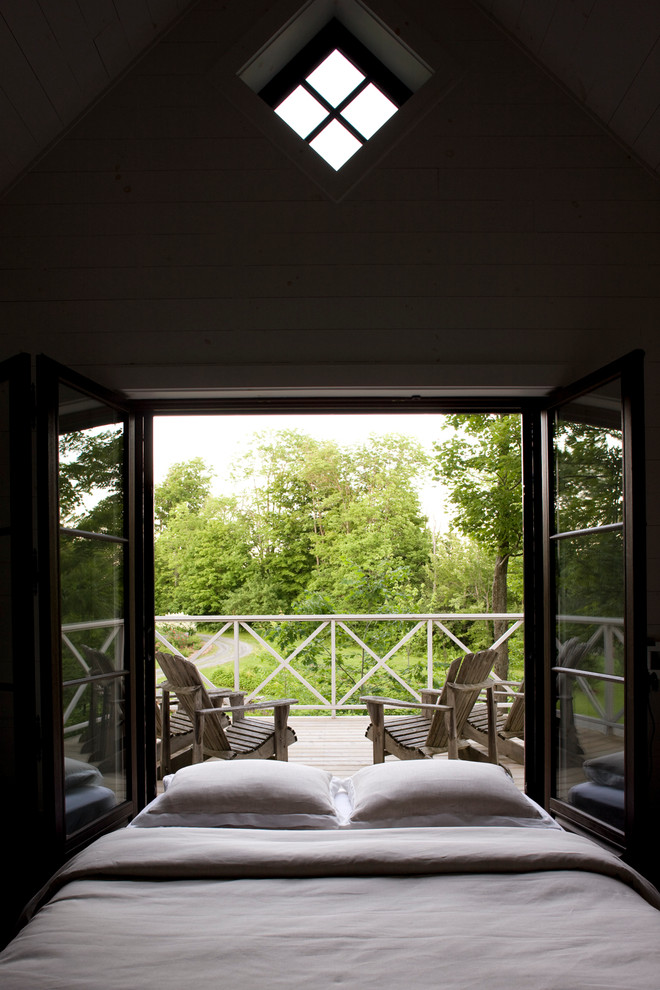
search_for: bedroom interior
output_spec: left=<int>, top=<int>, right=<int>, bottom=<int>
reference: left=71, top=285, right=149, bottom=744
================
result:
left=1, top=0, right=660, bottom=974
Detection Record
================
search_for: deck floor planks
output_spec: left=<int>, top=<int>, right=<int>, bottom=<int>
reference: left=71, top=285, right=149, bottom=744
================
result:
left=287, top=716, right=526, bottom=790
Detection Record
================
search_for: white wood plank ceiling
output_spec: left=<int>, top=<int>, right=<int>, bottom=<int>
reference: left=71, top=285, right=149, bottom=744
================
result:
left=480, top=0, right=660, bottom=177
left=0, top=0, right=659, bottom=197
left=0, top=0, right=195, bottom=195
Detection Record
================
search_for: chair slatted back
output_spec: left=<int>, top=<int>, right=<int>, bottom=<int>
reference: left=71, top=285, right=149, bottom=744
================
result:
left=503, top=684, right=525, bottom=735
left=426, top=649, right=497, bottom=749
left=156, top=651, right=230, bottom=755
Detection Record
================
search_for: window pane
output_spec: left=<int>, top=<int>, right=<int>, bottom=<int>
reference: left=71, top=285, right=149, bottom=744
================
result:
left=306, top=50, right=364, bottom=107
left=556, top=529, right=623, bottom=626
left=60, top=532, right=124, bottom=630
left=310, top=119, right=362, bottom=170
left=554, top=385, right=623, bottom=534
left=554, top=522, right=624, bottom=830
left=275, top=86, right=328, bottom=138
left=59, top=386, right=124, bottom=538
left=61, top=533, right=127, bottom=834
left=342, top=83, right=397, bottom=138
left=555, top=670, right=624, bottom=831
left=62, top=677, right=125, bottom=835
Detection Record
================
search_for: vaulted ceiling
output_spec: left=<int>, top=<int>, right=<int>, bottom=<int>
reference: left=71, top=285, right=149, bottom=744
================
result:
left=1, top=0, right=659, bottom=197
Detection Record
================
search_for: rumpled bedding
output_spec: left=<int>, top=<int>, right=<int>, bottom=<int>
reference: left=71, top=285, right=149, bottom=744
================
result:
left=2, top=826, right=659, bottom=989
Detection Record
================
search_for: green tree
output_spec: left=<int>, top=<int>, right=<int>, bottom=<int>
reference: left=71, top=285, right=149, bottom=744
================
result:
left=306, top=434, right=431, bottom=601
left=154, top=496, right=250, bottom=614
left=154, top=457, right=214, bottom=532
left=433, top=414, right=523, bottom=677
left=232, top=431, right=321, bottom=607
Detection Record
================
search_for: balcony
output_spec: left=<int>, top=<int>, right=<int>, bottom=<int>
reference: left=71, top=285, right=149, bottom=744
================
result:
left=61, top=610, right=624, bottom=796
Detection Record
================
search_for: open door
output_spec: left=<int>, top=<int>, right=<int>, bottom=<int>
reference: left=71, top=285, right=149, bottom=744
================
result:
left=0, top=355, right=40, bottom=939
left=35, top=356, right=153, bottom=857
left=1, top=354, right=153, bottom=944
left=537, top=351, right=647, bottom=863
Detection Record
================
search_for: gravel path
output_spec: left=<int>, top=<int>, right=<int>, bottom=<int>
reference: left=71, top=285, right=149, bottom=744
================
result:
left=194, top=634, right=253, bottom=669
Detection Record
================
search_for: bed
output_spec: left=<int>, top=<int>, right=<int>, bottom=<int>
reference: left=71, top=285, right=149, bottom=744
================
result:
left=2, top=758, right=659, bottom=989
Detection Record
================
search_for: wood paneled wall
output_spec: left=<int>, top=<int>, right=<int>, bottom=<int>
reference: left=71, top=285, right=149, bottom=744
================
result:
left=0, top=0, right=659, bottom=625
left=0, top=0, right=657, bottom=393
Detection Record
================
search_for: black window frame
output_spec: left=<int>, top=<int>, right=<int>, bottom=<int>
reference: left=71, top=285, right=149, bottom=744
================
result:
left=259, top=19, right=412, bottom=154
left=537, top=350, right=648, bottom=863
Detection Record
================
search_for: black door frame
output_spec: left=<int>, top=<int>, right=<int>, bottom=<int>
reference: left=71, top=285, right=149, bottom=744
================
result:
left=35, top=355, right=152, bottom=857
left=535, top=350, right=647, bottom=864
left=5, top=350, right=648, bottom=867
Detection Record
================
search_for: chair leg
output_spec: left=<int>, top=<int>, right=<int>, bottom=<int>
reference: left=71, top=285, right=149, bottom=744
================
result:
left=161, top=688, right=172, bottom=775
left=193, top=711, right=204, bottom=763
left=444, top=696, right=459, bottom=760
left=274, top=705, right=290, bottom=761
left=485, top=687, right=499, bottom=764
left=368, top=703, right=385, bottom=763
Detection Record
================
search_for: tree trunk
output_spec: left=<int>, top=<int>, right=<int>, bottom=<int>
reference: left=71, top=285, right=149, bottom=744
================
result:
left=492, top=554, right=509, bottom=679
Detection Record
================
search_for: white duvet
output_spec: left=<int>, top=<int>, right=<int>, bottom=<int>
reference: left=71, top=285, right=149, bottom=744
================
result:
left=2, top=825, right=659, bottom=989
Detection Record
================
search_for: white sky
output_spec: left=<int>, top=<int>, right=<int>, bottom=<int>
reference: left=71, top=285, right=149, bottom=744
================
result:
left=153, top=413, right=453, bottom=531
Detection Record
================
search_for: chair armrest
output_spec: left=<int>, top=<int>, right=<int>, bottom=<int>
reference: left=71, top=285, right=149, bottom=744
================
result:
left=193, top=699, right=298, bottom=762
left=197, top=698, right=298, bottom=716
left=208, top=688, right=245, bottom=704
left=360, top=695, right=453, bottom=713
left=447, top=679, right=495, bottom=693
left=160, top=682, right=201, bottom=697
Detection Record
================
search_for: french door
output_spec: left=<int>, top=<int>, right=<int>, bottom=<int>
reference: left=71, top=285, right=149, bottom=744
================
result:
left=536, top=350, right=647, bottom=860
left=1, top=348, right=648, bottom=912
left=35, top=356, right=152, bottom=856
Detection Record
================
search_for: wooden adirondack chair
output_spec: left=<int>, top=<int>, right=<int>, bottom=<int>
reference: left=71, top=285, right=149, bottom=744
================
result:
left=464, top=676, right=525, bottom=764
left=155, top=696, right=195, bottom=776
left=156, top=651, right=298, bottom=763
left=361, top=649, right=499, bottom=764
left=79, top=645, right=125, bottom=773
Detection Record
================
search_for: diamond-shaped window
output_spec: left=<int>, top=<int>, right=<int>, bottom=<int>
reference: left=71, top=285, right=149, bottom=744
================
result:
left=259, top=19, right=412, bottom=171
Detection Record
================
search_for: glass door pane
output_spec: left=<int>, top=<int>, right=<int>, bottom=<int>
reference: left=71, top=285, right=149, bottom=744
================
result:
left=57, top=384, right=129, bottom=836
left=550, top=382, right=626, bottom=834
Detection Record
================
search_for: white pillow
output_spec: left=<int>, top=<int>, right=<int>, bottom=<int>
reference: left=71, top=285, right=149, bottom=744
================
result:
left=130, top=760, right=342, bottom=829
left=342, top=759, right=558, bottom=829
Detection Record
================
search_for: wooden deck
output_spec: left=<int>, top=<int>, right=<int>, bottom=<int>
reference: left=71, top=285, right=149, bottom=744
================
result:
left=286, top=716, right=526, bottom=790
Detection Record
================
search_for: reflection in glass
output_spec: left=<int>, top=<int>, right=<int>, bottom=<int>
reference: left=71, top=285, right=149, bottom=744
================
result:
left=555, top=669, right=624, bottom=831
left=60, top=538, right=127, bottom=835
left=556, top=529, right=623, bottom=629
left=62, top=677, right=124, bottom=835
left=58, top=386, right=124, bottom=538
left=553, top=380, right=625, bottom=833
left=60, top=533, right=124, bottom=630
left=554, top=387, right=622, bottom=535
left=58, top=385, right=127, bottom=833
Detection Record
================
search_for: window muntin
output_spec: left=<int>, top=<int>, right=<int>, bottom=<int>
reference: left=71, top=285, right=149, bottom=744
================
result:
left=260, top=19, right=411, bottom=171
